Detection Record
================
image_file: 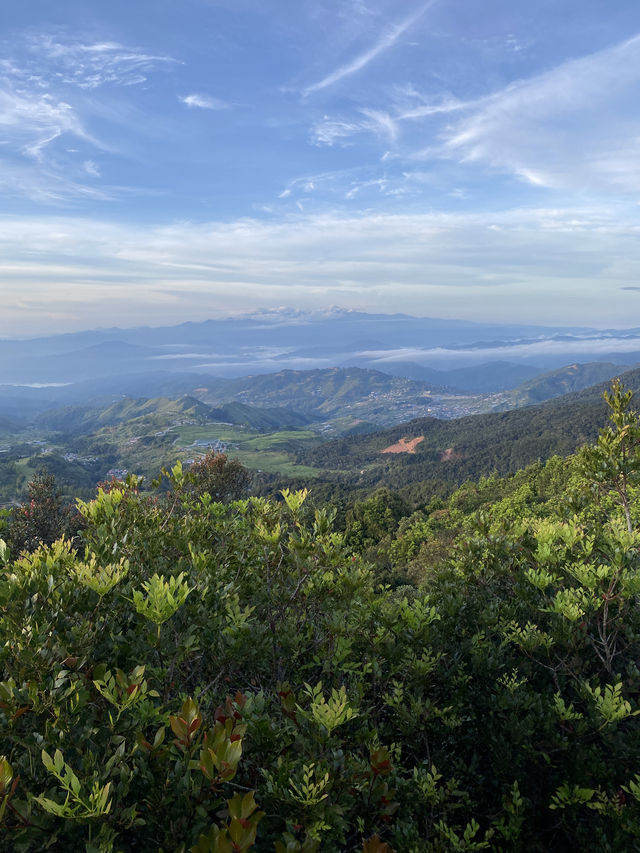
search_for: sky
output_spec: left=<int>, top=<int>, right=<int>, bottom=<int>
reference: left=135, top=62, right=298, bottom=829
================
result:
left=1, top=0, right=640, bottom=336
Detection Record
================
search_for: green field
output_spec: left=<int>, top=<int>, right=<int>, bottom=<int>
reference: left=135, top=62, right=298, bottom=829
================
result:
left=229, top=450, right=322, bottom=478
left=235, top=429, right=318, bottom=450
left=171, top=424, right=254, bottom=444
left=171, top=424, right=324, bottom=478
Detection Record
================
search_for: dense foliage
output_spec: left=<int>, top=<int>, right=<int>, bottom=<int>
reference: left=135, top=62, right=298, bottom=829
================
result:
left=2, top=384, right=640, bottom=850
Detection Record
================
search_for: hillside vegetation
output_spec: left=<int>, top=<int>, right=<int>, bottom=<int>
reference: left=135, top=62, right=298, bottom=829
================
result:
left=1, top=381, right=640, bottom=850
left=496, top=362, right=627, bottom=410
left=3, top=363, right=638, bottom=509
left=298, top=365, right=640, bottom=496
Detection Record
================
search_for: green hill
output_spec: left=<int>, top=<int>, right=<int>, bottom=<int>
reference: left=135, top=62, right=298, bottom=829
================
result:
left=206, top=400, right=311, bottom=430
left=36, top=395, right=213, bottom=434
left=495, top=361, right=630, bottom=409
left=200, top=366, right=487, bottom=427
left=3, top=382, right=640, bottom=851
left=353, top=359, right=544, bottom=392
left=214, top=367, right=443, bottom=417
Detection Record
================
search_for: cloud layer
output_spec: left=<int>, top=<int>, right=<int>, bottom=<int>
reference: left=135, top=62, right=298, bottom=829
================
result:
left=1, top=204, right=639, bottom=335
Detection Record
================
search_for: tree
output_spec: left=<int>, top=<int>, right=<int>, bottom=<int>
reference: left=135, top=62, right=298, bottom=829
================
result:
left=578, top=378, right=640, bottom=533
left=188, top=451, right=249, bottom=502
left=6, top=469, right=78, bottom=554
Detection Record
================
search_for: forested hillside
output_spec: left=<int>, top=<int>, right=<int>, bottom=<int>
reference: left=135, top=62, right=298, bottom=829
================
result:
left=1, top=381, right=640, bottom=850
left=299, top=365, right=640, bottom=495
left=495, top=362, right=626, bottom=409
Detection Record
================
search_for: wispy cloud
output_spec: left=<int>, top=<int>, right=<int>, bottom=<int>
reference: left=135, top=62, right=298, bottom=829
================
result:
left=397, top=96, right=476, bottom=121
left=0, top=161, right=115, bottom=203
left=83, top=159, right=100, bottom=177
left=277, top=165, right=413, bottom=203
left=306, top=88, right=477, bottom=154
left=0, top=80, right=105, bottom=200
left=435, top=33, right=640, bottom=192
left=277, top=162, right=445, bottom=206
left=311, top=107, right=398, bottom=146
left=344, top=177, right=390, bottom=199
left=302, top=2, right=435, bottom=96
left=180, top=93, right=228, bottom=110
left=0, top=33, right=180, bottom=202
left=28, top=35, right=179, bottom=89
left=304, top=32, right=640, bottom=198
left=310, top=117, right=363, bottom=147
left=0, top=87, right=91, bottom=157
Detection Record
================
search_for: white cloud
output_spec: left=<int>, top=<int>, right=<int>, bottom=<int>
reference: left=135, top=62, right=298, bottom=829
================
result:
left=0, top=81, right=108, bottom=200
left=278, top=165, right=418, bottom=203
left=397, top=96, right=475, bottom=121
left=436, top=33, right=640, bottom=192
left=307, top=33, right=640, bottom=195
left=312, top=107, right=398, bottom=146
left=359, top=108, right=398, bottom=143
left=28, top=35, right=179, bottom=89
left=311, top=117, right=362, bottom=146
left=357, top=335, right=640, bottom=365
left=0, top=88, right=81, bottom=138
left=180, top=93, right=228, bottom=110
left=302, top=1, right=435, bottom=96
left=0, top=86, right=91, bottom=161
left=0, top=160, right=114, bottom=203
left=0, top=34, right=178, bottom=202
left=1, top=204, right=640, bottom=335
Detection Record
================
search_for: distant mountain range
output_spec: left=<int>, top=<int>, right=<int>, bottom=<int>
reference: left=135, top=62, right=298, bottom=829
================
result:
left=0, top=359, right=634, bottom=436
left=1, top=310, right=639, bottom=394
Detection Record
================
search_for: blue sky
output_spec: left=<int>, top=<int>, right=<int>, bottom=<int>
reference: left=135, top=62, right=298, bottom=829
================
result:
left=1, top=0, right=640, bottom=335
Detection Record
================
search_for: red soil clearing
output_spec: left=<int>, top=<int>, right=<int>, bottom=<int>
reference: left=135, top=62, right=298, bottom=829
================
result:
left=381, top=436, right=424, bottom=454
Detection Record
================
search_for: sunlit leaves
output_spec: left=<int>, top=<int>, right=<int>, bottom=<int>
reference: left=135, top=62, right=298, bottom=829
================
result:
left=288, top=763, right=330, bottom=807
left=298, top=682, right=358, bottom=737
left=199, top=717, right=246, bottom=782
left=93, top=664, right=156, bottom=724
left=72, top=554, right=129, bottom=596
left=36, top=749, right=112, bottom=820
left=584, top=681, right=640, bottom=726
left=132, top=571, right=191, bottom=625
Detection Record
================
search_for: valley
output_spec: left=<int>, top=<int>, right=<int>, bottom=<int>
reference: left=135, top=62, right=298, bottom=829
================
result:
left=1, top=356, right=637, bottom=507
left=0, top=313, right=638, bottom=506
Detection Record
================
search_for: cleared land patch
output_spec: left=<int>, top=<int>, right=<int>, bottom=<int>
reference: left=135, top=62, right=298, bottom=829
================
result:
left=381, top=436, right=424, bottom=454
